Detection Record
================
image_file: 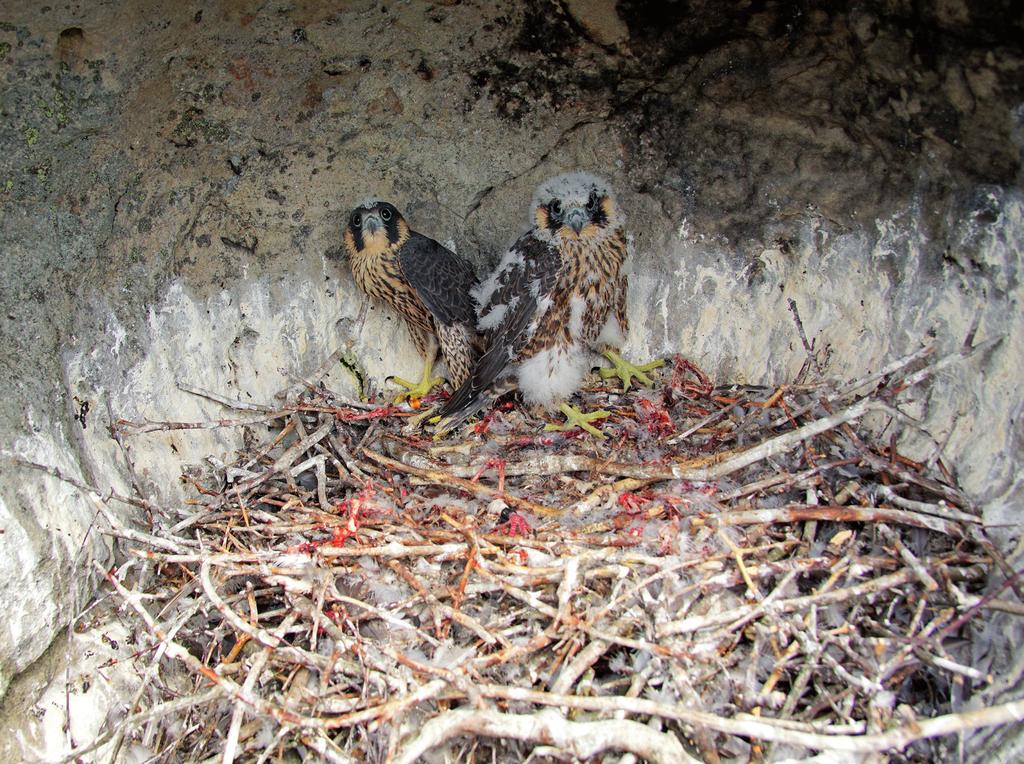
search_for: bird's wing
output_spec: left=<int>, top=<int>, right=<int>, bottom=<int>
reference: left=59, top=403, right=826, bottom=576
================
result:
left=435, top=231, right=561, bottom=425
left=477, top=231, right=561, bottom=368
left=398, top=233, right=478, bottom=326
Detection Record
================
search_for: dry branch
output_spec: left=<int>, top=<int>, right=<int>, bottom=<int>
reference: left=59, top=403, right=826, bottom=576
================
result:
left=393, top=708, right=694, bottom=764
left=714, top=503, right=966, bottom=537
left=362, top=447, right=564, bottom=515
left=474, top=685, right=1024, bottom=754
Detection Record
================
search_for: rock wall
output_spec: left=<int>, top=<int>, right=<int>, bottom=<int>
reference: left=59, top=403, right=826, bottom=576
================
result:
left=1, top=0, right=1021, bottom=757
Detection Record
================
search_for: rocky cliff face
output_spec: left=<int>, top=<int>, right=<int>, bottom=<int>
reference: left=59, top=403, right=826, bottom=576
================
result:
left=1, top=0, right=1021, bottom=757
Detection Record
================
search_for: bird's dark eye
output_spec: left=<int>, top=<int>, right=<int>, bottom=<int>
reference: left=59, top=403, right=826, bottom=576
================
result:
left=351, top=213, right=362, bottom=229
left=549, top=199, right=562, bottom=218
left=380, top=207, right=392, bottom=222
left=586, top=192, right=599, bottom=212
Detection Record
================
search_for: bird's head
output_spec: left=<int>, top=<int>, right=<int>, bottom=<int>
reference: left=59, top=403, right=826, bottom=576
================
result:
left=343, top=200, right=410, bottom=257
left=532, top=172, right=621, bottom=244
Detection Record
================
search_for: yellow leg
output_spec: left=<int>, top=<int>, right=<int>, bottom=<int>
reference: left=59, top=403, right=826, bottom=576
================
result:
left=544, top=402, right=611, bottom=439
left=598, top=350, right=665, bottom=392
left=390, top=357, right=443, bottom=403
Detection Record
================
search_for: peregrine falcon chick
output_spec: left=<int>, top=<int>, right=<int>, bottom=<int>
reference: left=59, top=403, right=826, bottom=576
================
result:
left=435, top=172, right=663, bottom=437
left=343, top=200, right=478, bottom=401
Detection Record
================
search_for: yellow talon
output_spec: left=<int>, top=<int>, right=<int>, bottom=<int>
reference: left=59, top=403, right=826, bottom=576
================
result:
left=544, top=402, right=611, bottom=439
left=389, top=359, right=443, bottom=403
left=599, top=350, right=665, bottom=392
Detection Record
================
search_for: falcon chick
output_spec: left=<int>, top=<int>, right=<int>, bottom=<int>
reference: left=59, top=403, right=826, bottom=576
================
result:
left=435, top=172, right=663, bottom=437
left=343, top=200, right=478, bottom=401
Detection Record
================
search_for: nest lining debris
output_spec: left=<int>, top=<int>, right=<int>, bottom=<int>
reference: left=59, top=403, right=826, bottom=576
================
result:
left=63, top=336, right=1024, bottom=763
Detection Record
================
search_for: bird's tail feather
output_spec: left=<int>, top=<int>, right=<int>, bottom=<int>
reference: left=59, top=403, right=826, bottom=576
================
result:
left=433, top=390, right=494, bottom=437
left=434, top=373, right=517, bottom=436
left=436, top=374, right=478, bottom=421
left=434, top=322, right=520, bottom=435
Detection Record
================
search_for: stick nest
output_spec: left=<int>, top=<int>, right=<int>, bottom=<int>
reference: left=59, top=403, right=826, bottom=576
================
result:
left=92, top=342, right=1016, bottom=763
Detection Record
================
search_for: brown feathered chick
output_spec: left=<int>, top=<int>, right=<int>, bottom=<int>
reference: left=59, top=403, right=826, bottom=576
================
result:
left=343, top=200, right=478, bottom=401
left=435, top=172, right=663, bottom=437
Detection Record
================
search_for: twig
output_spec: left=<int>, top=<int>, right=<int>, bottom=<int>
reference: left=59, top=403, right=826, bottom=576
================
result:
left=103, top=596, right=207, bottom=763
left=393, top=708, right=693, bottom=764
left=299, top=731, right=355, bottom=764
left=874, top=484, right=979, bottom=524
left=7, top=455, right=173, bottom=518
left=857, top=448, right=971, bottom=510
left=550, top=639, right=609, bottom=694
left=898, top=335, right=1002, bottom=390
left=879, top=524, right=939, bottom=591
left=89, top=493, right=197, bottom=552
left=199, top=560, right=332, bottom=670
left=116, top=413, right=286, bottom=434
left=658, top=567, right=970, bottom=637
left=575, top=477, right=654, bottom=512
left=386, top=559, right=507, bottom=646
left=676, top=397, right=880, bottom=481
left=719, top=457, right=859, bottom=501
left=763, top=339, right=1000, bottom=431
left=53, top=688, right=224, bottom=764
left=422, top=398, right=880, bottom=485
left=235, top=418, right=335, bottom=494
left=361, top=447, right=563, bottom=516
left=473, top=685, right=1024, bottom=754
left=97, top=562, right=325, bottom=728
left=178, top=382, right=277, bottom=412
left=787, top=298, right=823, bottom=376
left=711, top=503, right=966, bottom=537
left=223, top=612, right=299, bottom=764
left=275, top=348, right=344, bottom=402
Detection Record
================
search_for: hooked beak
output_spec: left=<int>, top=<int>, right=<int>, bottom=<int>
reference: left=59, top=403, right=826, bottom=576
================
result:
left=565, top=207, right=587, bottom=234
left=361, top=212, right=383, bottom=236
